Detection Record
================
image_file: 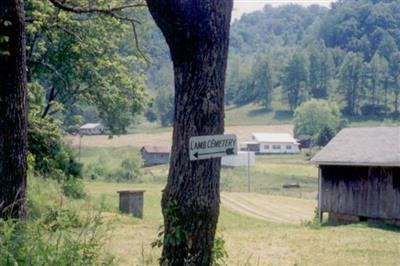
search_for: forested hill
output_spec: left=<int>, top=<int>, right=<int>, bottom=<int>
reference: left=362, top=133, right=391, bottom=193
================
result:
left=144, top=0, right=400, bottom=127
left=320, top=0, right=400, bottom=61
left=230, top=4, right=328, bottom=55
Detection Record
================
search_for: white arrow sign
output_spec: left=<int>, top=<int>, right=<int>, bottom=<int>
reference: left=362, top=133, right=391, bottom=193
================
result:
left=189, top=134, right=237, bottom=161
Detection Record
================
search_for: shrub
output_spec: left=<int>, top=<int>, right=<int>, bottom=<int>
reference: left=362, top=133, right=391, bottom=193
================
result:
left=0, top=212, right=114, bottom=265
left=294, top=99, right=347, bottom=143
left=92, top=153, right=144, bottom=183
left=0, top=176, right=114, bottom=265
left=28, top=83, right=84, bottom=198
left=316, top=125, right=335, bottom=146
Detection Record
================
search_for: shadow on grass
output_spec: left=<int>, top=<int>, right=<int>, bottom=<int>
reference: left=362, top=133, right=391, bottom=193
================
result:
left=319, top=220, right=400, bottom=233
left=273, top=110, right=293, bottom=121
left=345, top=114, right=399, bottom=125
left=248, top=107, right=272, bottom=116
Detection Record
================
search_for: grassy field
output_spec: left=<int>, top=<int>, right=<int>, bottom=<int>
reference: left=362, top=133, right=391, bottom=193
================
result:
left=82, top=181, right=400, bottom=266
left=73, top=145, right=400, bottom=265
left=67, top=124, right=294, bottom=148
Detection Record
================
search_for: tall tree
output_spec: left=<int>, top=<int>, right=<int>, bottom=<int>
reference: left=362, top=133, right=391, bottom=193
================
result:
left=339, top=52, right=364, bottom=115
left=389, top=52, right=400, bottom=114
left=145, top=0, right=233, bottom=264
left=252, top=57, right=273, bottom=110
left=0, top=0, right=28, bottom=219
left=308, top=41, right=332, bottom=99
left=281, top=52, right=308, bottom=110
left=368, top=54, right=386, bottom=106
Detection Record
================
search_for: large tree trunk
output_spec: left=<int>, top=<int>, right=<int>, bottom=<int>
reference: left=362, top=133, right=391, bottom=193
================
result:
left=145, top=1, right=232, bottom=264
left=0, top=0, right=28, bottom=219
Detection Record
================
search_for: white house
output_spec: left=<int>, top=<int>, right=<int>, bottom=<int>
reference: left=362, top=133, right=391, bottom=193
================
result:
left=240, top=133, right=300, bottom=154
left=222, top=151, right=256, bottom=167
left=79, top=123, right=105, bottom=135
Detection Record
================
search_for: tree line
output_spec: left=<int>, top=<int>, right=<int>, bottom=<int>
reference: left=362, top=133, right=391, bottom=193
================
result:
left=224, top=0, right=400, bottom=117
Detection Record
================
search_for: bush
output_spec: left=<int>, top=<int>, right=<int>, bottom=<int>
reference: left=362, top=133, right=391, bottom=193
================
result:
left=85, top=161, right=108, bottom=181
left=316, top=125, right=335, bottom=146
left=0, top=211, right=114, bottom=265
left=108, top=154, right=143, bottom=183
left=28, top=83, right=84, bottom=198
left=294, top=99, right=346, bottom=143
left=62, top=178, right=86, bottom=199
left=144, top=109, right=158, bottom=122
left=0, top=176, right=114, bottom=265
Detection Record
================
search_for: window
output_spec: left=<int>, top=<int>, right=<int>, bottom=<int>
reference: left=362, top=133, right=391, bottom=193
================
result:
left=272, top=145, right=280, bottom=150
left=286, top=145, right=292, bottom=150
left=264, top=145, right=270, bottom=150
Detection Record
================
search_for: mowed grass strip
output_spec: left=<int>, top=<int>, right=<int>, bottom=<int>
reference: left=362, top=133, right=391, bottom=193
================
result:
left=221, top=192, right=315, bottom=225
left=82, top=182, right=400, bottom=266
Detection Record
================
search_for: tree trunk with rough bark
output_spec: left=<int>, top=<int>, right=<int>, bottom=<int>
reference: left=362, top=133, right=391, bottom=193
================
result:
left=0, top=0, right=28, bottom=219
left=145, top=1, right=232, bottom=265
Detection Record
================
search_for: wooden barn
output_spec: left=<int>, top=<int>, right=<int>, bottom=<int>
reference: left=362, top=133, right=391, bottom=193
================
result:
left=311, top=127, right=400, bottom=225
left=140, top=146, right=170, bottom=166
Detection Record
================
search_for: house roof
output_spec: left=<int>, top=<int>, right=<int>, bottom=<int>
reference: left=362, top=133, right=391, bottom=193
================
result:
left=311, top=127, right=400, bottom=166
left=141, top=145, right=170, bottom=154
left=252, top=133, right=297, bottom=143
left=80, top=123, right=103, bottom=129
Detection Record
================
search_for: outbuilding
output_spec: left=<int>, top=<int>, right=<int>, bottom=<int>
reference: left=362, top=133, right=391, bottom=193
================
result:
left=222, top=151, right=255, bottom=167
left=240, top=133, right=300, bottom=154
left=311, top=127, right=400, bottom=225
left=79, top=123, right=105, bottom=135
left=140, top=146, right=170, bottom=166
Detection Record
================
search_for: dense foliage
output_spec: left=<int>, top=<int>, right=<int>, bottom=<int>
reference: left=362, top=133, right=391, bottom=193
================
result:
left=293, top=99, right=346, bottom=141
left=25, top=0, right=147, bottom=134
left=219, top=1, right=400, bottom=119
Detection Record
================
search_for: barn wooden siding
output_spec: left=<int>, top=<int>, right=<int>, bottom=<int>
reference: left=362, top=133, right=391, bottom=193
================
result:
left=320, top=165, right=400, bottom=220
left=141, top=150, right=170, bottom=166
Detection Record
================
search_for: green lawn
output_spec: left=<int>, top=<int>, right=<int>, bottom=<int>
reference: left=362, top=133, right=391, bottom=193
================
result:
left=82, top=181, right=400, bottom=266
left=74, top=146, right=400, bottom=265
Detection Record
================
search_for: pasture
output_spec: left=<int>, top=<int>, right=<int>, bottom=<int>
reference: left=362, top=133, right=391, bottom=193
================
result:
left=71, top=123, right=400, bottom=265
left=75, top=137, right=400, bottom=265
left=83, top=180, right=400, bottom=266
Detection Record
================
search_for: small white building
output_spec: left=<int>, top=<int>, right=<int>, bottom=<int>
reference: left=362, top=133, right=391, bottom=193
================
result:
left=240, top=133, right=300, bottom=154
left=79, top=123, right=105, bottom=135
left=222, top=151, right=256, bottom=167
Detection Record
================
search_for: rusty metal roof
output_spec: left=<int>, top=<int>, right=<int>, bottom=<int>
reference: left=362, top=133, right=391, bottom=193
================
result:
left=141, top=145, right=170, bottom=154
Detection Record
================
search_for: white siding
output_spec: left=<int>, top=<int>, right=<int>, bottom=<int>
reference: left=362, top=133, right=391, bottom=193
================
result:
left=258, top=142, right=300, bottom=154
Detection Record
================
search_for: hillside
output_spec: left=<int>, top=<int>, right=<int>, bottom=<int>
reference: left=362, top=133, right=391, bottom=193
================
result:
left=142, top=0, right=400, bottom=130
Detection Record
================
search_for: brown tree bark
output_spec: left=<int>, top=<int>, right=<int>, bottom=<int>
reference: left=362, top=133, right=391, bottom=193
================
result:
left=0, top=0, right=28, bottom=219
left=145, top=1, right=233, bottom=265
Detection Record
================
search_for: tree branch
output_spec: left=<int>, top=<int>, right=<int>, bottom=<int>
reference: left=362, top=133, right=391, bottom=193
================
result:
left=27, top=59, right=69, bottom=91
left=48, top=0, right=146, bottom=14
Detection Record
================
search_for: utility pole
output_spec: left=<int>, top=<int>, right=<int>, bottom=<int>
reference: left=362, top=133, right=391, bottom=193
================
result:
left=79, top=134, right=83, bottom=162
left=247, top=147, right=251, bottom=193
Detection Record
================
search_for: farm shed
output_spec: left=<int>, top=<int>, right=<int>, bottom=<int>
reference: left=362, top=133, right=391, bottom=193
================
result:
left=240, top=133, right=300, bottom=154
left=79, top=123, right=104, bottom=135
left=222, top=151, right=255, bottom=167
left=311, top=127, right=400, bottom=225
left=140, top=145, right=170, bottom=166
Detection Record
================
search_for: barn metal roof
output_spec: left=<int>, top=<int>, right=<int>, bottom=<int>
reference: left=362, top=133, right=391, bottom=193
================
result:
left=141, top=145, right=170, bottom=154
left=252, top=133, right=298, bottom=144
left=80, top=123, right=103, bottom=129
left=311, top=127, right=400, bottom=166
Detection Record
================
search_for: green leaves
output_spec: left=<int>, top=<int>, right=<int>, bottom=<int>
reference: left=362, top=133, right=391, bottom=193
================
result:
left=25, top=0, right=148, bottom=134
left=294, top=99, right=346, bottom=141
